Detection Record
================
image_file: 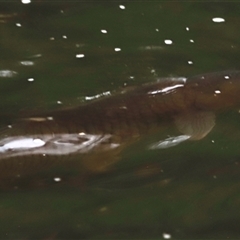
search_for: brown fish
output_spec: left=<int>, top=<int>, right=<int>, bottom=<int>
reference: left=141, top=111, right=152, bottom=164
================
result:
left=0, top=70, right=239, bottom=179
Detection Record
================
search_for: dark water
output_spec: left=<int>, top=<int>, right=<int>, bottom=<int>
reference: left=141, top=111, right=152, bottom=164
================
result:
left=1, top=1, right=240, bottom=239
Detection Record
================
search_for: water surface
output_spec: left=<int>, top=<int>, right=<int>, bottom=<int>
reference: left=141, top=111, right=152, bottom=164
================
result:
left=1, top=1, right=240, bottom=239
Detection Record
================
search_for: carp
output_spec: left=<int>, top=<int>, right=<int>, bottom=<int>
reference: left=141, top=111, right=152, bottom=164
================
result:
left=0, top=70, right=239, bottom=177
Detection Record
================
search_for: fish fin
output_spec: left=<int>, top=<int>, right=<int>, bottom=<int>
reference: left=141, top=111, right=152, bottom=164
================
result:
left=149, top=135, right=190, bottom=149
left=174, top=111, right=215, bottom=140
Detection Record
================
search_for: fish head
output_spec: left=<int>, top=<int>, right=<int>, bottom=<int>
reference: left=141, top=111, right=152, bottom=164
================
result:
left=186, top=71, right=240, bottom=111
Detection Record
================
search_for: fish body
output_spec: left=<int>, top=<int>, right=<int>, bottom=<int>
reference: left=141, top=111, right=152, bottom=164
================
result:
left=0, top=70, right=240, bottom=177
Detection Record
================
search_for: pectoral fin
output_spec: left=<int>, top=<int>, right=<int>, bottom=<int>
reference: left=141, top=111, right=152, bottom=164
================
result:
left=149, top=111, right=215, bottom=150
left=174, top=111, right=215, bottom=140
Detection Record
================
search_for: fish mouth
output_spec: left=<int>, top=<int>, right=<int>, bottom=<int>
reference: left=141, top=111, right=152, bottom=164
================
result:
left=0, top=133, right=120, bottom=160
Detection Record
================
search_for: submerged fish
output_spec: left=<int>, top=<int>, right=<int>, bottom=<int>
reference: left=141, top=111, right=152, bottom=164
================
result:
left=0, top=70, right=240, bottom=177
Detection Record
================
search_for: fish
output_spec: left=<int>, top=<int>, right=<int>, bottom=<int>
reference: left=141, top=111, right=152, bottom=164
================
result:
left=0, top=70, right=240, bottom=183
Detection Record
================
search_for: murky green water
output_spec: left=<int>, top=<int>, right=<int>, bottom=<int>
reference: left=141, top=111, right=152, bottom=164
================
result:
left=1, top=1, right=240, bottom=239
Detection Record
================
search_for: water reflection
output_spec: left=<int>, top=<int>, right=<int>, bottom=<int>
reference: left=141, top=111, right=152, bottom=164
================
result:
left=147, top=83, right=185, bottom=95
left=1, top=2, right=240, bottom=238
left=149, top=135, right=190, bottom=149
left=0, top=70, right=17, bottom=78
left=0, top=133, right=119, bottom=159
left=19, top=60, right=34, bottom=66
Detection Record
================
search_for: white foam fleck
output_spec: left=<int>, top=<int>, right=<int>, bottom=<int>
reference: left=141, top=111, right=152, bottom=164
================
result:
left=54, top=177, right=61, bottom=182
left=212, top=17, right=225, bottom=23
left=20, top=61, right=34, bottom=66
left=21, top=0, right=31, bottom=3
left=0, top=70, right=17, bottom=78
left=114, top=48, right=121, bottom=52
left=163, top=233, right=171, bottom=239
left=119, top=5, right=125, bottom=9
left=164, top=39, right=173, bottom=45
left=76, top=54, right=85, bottom=58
